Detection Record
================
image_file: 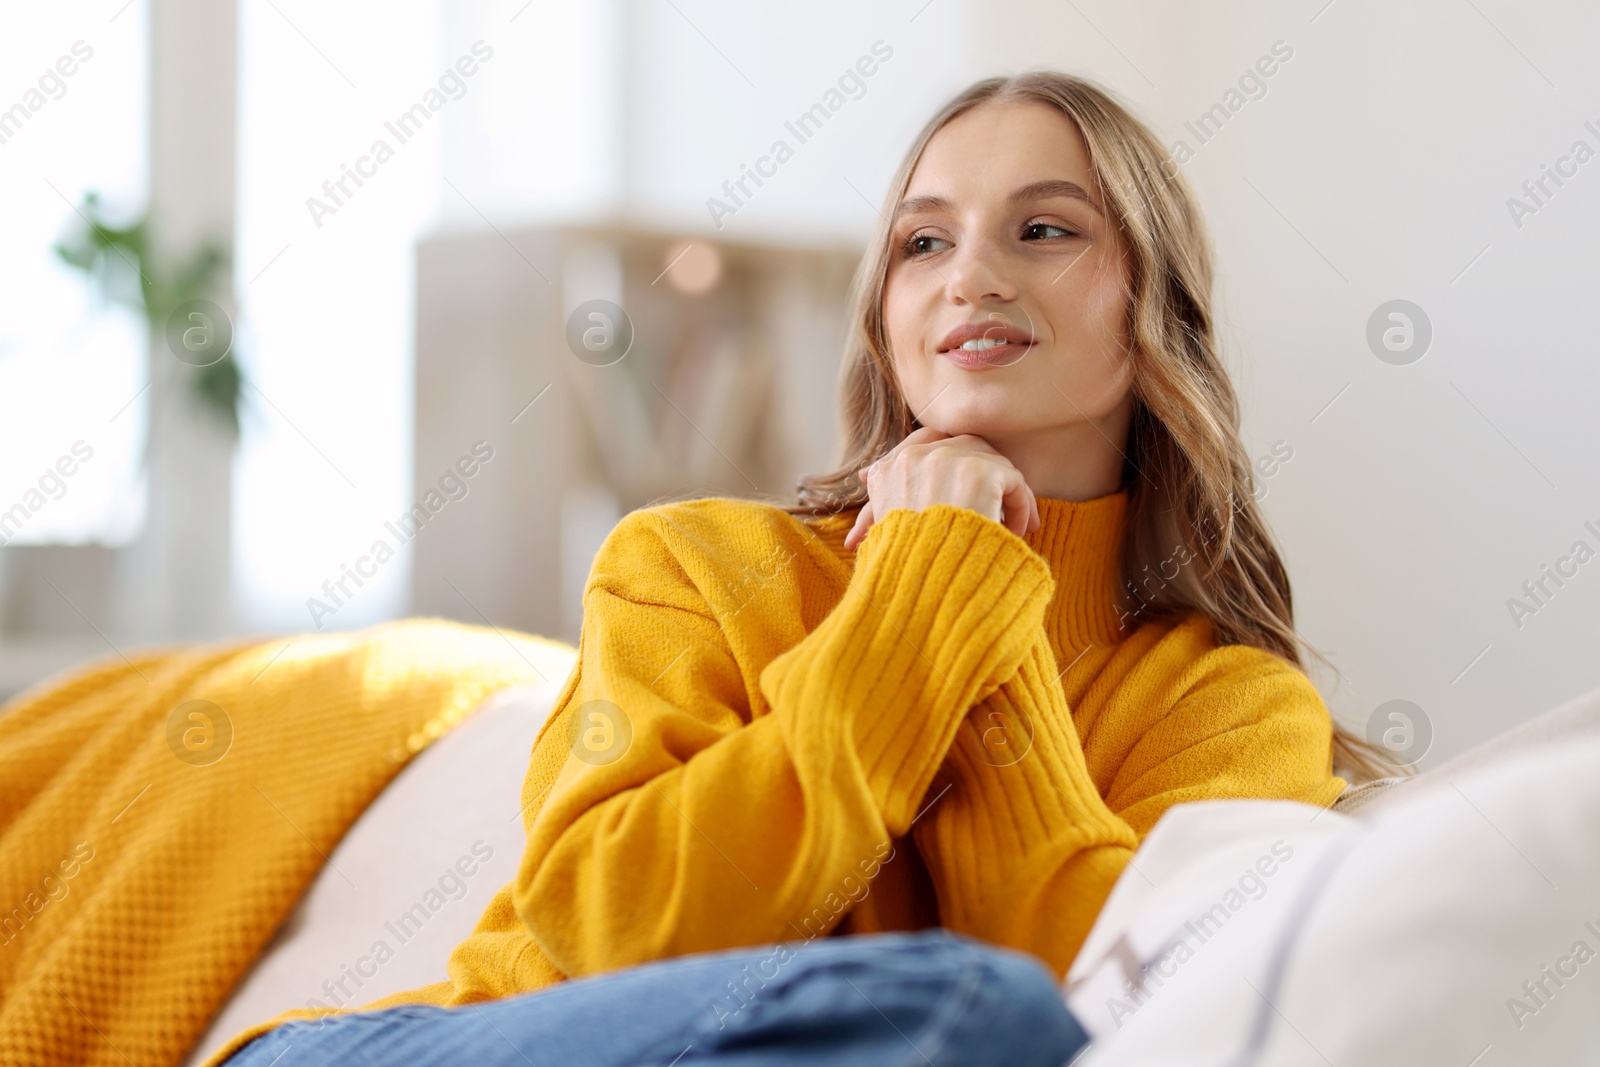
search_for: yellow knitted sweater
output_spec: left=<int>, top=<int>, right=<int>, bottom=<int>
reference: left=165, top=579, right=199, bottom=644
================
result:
left=200, top=491, right=1347, bottom=1065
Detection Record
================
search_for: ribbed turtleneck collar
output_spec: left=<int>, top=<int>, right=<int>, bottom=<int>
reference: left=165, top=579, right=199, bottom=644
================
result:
left=1024, top=490, right=1129, bottom=652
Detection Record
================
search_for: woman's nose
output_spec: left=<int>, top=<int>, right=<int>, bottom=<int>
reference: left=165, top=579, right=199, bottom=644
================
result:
left=942, top=237, right=1016, bottom=306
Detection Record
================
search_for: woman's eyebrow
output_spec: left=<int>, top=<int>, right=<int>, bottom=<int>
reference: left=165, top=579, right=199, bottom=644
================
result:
left=894, top=179, right=1104, bottom=222
left=1011, top=179, right=1103, bottom=215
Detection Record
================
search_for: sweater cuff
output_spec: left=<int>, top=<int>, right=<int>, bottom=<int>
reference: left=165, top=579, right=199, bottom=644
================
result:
left=763, top=503, right=1055, bottom=836
left=852, top=505, right=1057, bottom=832
left=960, top=640, right=1136, bottom=845
left=914, top=640, right=1140, bottom=925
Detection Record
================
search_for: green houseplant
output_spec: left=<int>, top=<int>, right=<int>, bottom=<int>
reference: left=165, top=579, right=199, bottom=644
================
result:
left=53, top=190, right=241, bottom=440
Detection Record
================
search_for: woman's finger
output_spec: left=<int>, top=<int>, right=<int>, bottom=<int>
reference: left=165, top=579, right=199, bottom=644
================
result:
left=844, top=498, right=875, bottom=550
left=938, top=434, right=1039, bottom=535
left=999, top=468, right=1038, bottom=541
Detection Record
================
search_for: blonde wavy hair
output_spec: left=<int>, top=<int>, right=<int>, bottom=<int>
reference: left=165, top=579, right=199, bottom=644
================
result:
left=778, top=71, right=1404, bottom=784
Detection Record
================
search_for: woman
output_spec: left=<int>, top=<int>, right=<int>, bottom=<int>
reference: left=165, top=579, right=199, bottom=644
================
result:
left=219, top=70, right=1398, bottom=1067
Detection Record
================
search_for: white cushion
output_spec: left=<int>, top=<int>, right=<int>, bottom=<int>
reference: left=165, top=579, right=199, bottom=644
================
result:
left=1066, top=736, right=1600, bottom=1064
left=184, top=677, right=568, bottom=1067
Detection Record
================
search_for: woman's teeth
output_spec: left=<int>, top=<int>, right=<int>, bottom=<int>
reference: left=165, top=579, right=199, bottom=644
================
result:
left=959, top=337, right=1011, bottom=351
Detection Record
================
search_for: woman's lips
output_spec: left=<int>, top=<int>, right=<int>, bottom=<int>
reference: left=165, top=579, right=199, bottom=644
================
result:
left=941, top=341, right=1033, bottom=369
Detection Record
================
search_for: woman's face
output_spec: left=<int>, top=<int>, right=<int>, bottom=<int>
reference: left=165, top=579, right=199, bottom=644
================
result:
left=883, top=98, right=1137, bottom=489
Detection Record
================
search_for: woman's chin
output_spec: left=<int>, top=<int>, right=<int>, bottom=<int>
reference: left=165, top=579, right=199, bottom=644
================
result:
left=914, top=415, right=1020, bottom=442
left=912, top=389, right=1032, bottom=435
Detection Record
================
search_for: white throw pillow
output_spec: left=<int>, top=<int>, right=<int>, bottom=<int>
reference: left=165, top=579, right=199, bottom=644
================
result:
left=1066, top=735, right=1600, bottom=1065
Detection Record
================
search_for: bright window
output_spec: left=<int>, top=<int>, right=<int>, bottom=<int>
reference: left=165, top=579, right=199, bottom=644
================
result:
left=232, top=0, right=437, bottom=631
left=0, top=4, right=149, bottom=547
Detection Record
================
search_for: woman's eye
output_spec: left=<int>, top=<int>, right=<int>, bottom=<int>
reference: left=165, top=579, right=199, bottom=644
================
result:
left=902, top=232, right=951, bottom=258
left=1023, top=221, right=1078, bottom=241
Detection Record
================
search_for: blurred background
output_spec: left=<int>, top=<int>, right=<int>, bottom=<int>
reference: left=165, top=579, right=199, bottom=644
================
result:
left=2, top=0, right=1597, bottom=772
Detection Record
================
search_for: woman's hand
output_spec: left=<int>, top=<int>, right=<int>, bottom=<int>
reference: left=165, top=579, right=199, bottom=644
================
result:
left=843, top=427, right=1041, bottom=550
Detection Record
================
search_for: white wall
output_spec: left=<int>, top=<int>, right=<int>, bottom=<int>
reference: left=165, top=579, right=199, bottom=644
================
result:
left=434, top=0, right=976, bottom=242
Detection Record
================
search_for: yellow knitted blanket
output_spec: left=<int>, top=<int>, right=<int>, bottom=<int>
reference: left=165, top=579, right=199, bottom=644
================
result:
left=0, top=617, right=575, bottom=1067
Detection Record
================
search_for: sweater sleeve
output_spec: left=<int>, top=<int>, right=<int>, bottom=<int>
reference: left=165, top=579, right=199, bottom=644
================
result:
left=511, top=503, right=1055, bottom=978
left=911, top=626, right=1347, bottom=980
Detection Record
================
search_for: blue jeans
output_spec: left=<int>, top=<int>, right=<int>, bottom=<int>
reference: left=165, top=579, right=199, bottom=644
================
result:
left=223, top=929, right=1089, bottom=1066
